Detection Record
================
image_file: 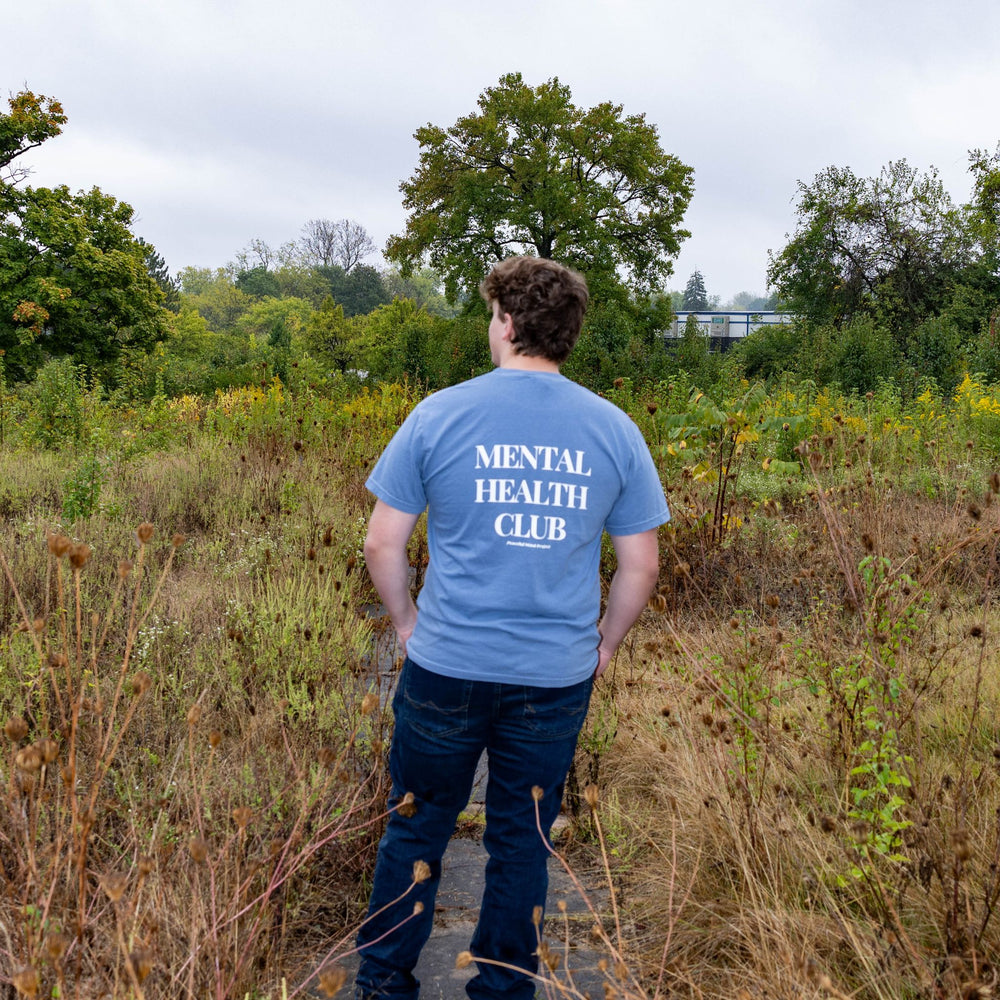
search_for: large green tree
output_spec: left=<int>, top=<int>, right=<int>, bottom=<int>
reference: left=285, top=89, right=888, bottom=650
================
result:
left=766, top=160, right=971, bottom=347
left=0, top=90, right=168, bottom=382
left=386, top=73, right=694, bottom=302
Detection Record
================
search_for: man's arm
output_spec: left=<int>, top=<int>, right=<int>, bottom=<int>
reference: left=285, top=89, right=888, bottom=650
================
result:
left=363, top=500, right=422, bottom=652
left=596, top=529, right=661, bottom=678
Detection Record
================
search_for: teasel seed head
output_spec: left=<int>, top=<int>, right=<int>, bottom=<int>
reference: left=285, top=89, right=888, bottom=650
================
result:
left=130, top=948, right=154, bottom=984
left=12, top=964, right=39, bottom=998
left=952, top=828, right=972, bottom=862
left=15, top=746, right=43, bottom=773
left=132, top=672, right=152, bottom=697
left=208, top=729, right=222, bottom=749
left=44, top=933, right=70, bottom=963
left=318, top=965, right=347, bottom=997
left=101, top=871, right=128, bottom=902
left=136, top=522, right=155, bottom=545
left=37, top=738, right=58, bottom=764
left=397, top=791, right=417, bottom=818
left=412, top=860, right=431, bottom=883
left=5, top=716, right=28, bottom=742
left=412, top=901, right=424, bottom=915
left=531, top=785, right=544, bottom=801
left=361, top=692, right=379, bottom=716
left=532, top=905, right=543, bottom=926
left=322, top=525, right=334, bottom=547
left=455, top=952, right=474, bottom=970
left=188, top=836, right=209, bottom=864
left=584, top=784, right=600, bottom=812
left=137, top=855, right=155, bottom=876
left=68, top=542, right=92, bottom=569
left=172, top=533, right=186, bottom=548
left=232, top=807, right=253, bottom=830
left=48, top=533, right=72, bottom=558
left=187, top=704, right=202, bottom=727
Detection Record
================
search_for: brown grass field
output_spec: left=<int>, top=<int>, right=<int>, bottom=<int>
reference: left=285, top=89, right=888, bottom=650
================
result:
left=1, top=386, right=1000, bottom=999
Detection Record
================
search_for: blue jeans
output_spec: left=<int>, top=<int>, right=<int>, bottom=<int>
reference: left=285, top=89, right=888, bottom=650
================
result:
left=355, top=658, right=594, bottom=1000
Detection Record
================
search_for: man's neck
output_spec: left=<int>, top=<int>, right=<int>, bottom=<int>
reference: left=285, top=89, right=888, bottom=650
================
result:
left=498, top=352, right=560, bottom=374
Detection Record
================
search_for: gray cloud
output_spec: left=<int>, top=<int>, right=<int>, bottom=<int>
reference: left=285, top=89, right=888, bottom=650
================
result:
left=7, top=0, right=999, bottom=299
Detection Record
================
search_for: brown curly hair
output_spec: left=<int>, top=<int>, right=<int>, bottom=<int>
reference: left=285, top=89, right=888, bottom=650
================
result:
left=479, top=257, right=589, bottom=364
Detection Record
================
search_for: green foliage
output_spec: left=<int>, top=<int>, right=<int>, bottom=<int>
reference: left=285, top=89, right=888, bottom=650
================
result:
left=61, top=451, right=108, bottom=521
left=177, top=267, right=254, bottom=332
left=826, top=317, right=901, bottom=393
left=386, top=72, right=694, bottom=302
left=767, top=160, right=966, bottom=347
left=20, top=358, right=88, bottom=448
left=682, top=270, right=709, bottom=310
left=318, top=264, right=390, bottom=317
left=0, top=91, right=168, bottom=385
left=731, top=321, right=804, bottom=381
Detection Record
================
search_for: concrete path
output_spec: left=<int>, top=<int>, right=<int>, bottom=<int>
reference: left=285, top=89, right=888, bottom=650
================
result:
left=322, top=755, right=619, bottom=1000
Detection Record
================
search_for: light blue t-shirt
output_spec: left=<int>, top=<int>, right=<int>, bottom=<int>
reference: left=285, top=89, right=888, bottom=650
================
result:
left=366, top=368, right=670, bottom=686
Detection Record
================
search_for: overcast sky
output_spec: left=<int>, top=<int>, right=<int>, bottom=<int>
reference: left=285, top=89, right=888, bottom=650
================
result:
left=7, top=0, right=1000, bottom=302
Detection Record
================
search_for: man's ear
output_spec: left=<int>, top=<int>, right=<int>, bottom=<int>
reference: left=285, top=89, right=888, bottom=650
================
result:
left=501, top=312, right=515, bottom=341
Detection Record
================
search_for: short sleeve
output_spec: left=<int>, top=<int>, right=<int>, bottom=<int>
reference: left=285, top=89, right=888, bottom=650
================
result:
left=604, top=422, right=670, bottom=535
left=365, top=407, right=429, bottom=514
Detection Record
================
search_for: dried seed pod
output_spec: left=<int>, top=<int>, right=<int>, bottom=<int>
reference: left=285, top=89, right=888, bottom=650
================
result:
left=68, top=543, right=92, bottom=569
left=208, top=730, right=222, bottom=749
left=232, top=807, right=253, bottom=830
left=187, top=704, right=202, bottom=727
left=37, top=738, right=58, bottom=764
left=132, top=672, right=152, bottom=697
left=48, top=533, right=72, bottom=558
left=172, top=534, right=186, bottom=548
left=44, top=933, right=70, bottom=963
left=12, top=964, right=39, bottom=998
left=188, top=836, right=209, bottom=864
left=101, top=871, right=128, bottom=902
left=15, top=746, right=43, bottom=773
left=360, top=692, right=379, bottom=716
left=397, top=792, right=417, bottom=818
left=455, top=952, right=474, bottom=970
left=318, top=965, right=347, bottom=997
left=412, top=860, right=431, bottom=884
left=5, top=716, right=28, bottom=743
left=584, top=784, right=600, bottom=811
left=118, top=559, right=133, bottom=580
left=130, top=948, right=154, bottom=983
left=136, top=523, right=155, bottom=544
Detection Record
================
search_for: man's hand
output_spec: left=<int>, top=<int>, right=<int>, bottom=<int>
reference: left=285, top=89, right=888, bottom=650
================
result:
left=596, top=645, right=614, bottom=678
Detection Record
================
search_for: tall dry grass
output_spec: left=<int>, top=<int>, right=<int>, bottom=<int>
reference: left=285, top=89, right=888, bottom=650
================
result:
left=576, top=444, right=1000, bottom=999
left=0, top=426, right=396, bottom=998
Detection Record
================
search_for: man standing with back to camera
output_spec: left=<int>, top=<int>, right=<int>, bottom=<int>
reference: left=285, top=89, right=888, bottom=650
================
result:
left=356, top=256, right=669, bottom=1000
